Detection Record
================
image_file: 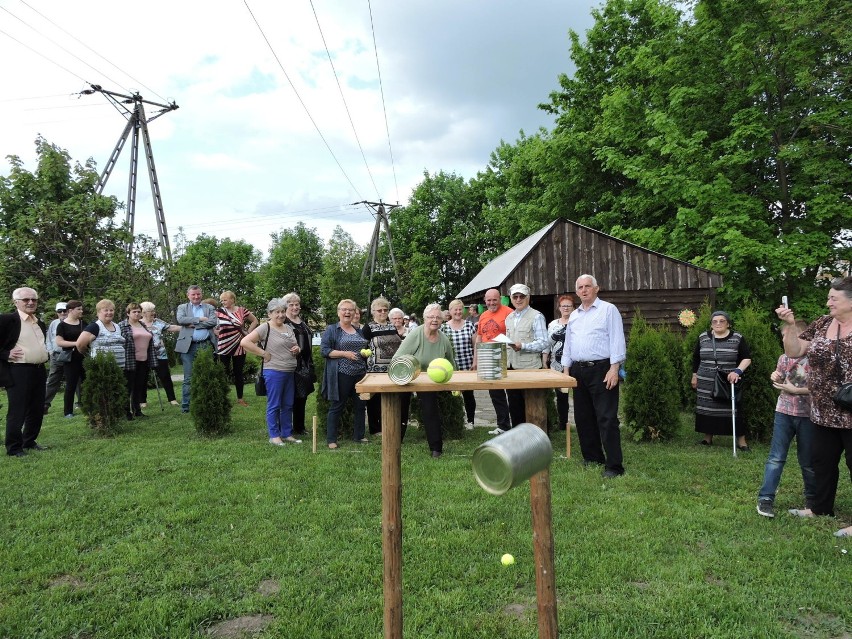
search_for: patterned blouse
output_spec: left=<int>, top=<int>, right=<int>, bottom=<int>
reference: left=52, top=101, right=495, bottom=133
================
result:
left=441, top=321, right=476, bottom=370
left=800, top=315, right=852, bottom=429
left=547, top=319, right=568, bottom=372
left=216, top=306, right=250, bottom=357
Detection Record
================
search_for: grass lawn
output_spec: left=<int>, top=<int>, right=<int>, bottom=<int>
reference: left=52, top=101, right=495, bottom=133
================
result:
left=1, top=387, right=850, bottom=638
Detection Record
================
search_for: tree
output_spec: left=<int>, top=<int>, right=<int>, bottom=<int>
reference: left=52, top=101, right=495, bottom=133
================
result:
left=189, top=347, right=233, bottom=437
left=320, top=226, right=368, bottom=325
left=0, top=137, right=132, bottom=308
left=80, top=352, right=129, bottom=436
left=256, top=222, right=324, bottom=322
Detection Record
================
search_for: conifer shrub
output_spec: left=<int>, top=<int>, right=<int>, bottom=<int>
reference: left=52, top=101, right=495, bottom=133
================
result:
left=623, top=313, right=680, bottom=441
left=190, top=347, right=232, bottom=437
left=80, top=352, right=129, bottom=437
left=658, top=325, right=687, bottom=409
left=732, top=303, right=781, bottom=442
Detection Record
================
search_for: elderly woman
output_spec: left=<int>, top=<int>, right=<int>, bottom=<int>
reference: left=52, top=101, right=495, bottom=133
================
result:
left=390, top=308, right=407, bottom=339
left=691, top=310, right=752, bottom=450
left=777, top=276, right=852, bottom=537
left=216, top=291, right=259, bottom=407
left=54, top=300, right=85, bottom=418
left=118, top=303, right=157, bottom=419
left=320, top=299, right=369, bottom=449
left=393, top=303, right=455, bottom=458
left=362, top=297, right=408, bottom=436
left=548, top=294, right=576, bottom=430
left=283, top=292, right=314, bottom=436
left=441, top=299, right=477, bottom=429
left=241, top=298, right=301, bottom=445
left=141, top=302, right=180, bottom=406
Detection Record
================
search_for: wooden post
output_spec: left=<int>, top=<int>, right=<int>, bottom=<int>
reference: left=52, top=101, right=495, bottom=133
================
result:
left=312, top=415, right=317, bottom=454
left=381, top=392, right=403, bottom=639
left=524, top=388, right=559, bottom=639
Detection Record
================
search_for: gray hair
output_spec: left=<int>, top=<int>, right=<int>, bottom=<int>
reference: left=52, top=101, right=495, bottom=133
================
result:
left=575, top=274, right=598, bottom=288
left=140, top=301, right=156, bottom=312
left=423, top=302, right=442, bottom=318
left=267, top=297, right=287, bottom=313
left=282, top=292, right=300, bottom=306
left=389, top=307, right=404, bottom=319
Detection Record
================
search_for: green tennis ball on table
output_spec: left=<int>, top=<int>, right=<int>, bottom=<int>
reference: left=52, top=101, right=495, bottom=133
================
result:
left=427, top=358, right=454, bottom=383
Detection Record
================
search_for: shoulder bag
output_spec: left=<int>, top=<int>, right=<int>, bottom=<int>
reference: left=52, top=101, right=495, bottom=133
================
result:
left=710, top=335, right=738, bottom=403
left=56, top=348, right=73, bottom=363
left=831, top=325, right=852, bottom=411
left=255, top=324, right=270, bottom=397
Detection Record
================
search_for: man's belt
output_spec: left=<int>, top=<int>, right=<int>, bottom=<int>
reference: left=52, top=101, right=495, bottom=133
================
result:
left=574, top=359, right=609, bottom=368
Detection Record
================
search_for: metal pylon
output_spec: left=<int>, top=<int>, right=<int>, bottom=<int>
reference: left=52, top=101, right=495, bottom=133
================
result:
left=355, top=200, right=400, bottom=303
left=82, top=84, right=178, bottom=263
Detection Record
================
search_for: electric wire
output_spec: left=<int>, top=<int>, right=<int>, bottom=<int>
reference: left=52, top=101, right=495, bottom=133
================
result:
left=18, top=0, right=170, bottom=104
left=0, top=93, right=75, bottom=102
left=367, top=0, right=400, bottom=204
left=242, top=0, right=364, bottom=202
left=0, top=27, right=87, bottom=83
left=309, top=0, right=381, bottom=200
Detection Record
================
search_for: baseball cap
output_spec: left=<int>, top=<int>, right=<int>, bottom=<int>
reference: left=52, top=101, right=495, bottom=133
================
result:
left=509, top=283, right=530, bottom=297
left=55, top=302, right=68, bottom=311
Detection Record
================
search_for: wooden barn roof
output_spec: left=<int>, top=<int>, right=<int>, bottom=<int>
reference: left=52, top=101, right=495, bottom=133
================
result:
left=457, top=218, right=723, bottom=299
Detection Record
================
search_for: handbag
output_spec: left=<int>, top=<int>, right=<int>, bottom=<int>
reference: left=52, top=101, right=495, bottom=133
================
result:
left=295, top=358, right=316, bottom=398
left=56, top=348, right=73, bottom=363
left=831, top=325, right=852, bottom=411
left=254, top=324, right=269, bottom=397
left=709, top=335, right=738, bottom=403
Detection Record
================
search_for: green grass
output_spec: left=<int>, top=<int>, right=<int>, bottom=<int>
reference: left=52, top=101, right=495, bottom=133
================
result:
left=1, top=389, right=850, bottom=639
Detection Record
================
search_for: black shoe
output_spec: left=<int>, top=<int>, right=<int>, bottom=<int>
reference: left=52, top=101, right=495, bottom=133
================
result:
left=134, top=412, right=146, bottom=418
left=11, top=450, right=27, bottom=457
left=699, top=439, right=712, bottom=446
left=43, top=405, right=50, bottom=415
left=26, top=443, right=48, bottom=451
left=757, top=500, right=775, bottom=518
left=737, top=445, right=751, bottom=453
left=126, top=413, right=134, bottom=421
left=431, top=451, right=442, bottom=458
left=602, top=469, right=623, bottom=478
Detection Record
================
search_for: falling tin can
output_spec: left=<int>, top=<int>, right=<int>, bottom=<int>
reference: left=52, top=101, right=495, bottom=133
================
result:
left=472, top=423, right=553, bottom=495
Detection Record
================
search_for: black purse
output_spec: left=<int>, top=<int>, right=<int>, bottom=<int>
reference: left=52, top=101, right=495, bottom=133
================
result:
left=709, top=335, right=738, bottom=403
left=295, top=358, right=315, bottom=398
left=831, top=325, right=852, bottom=411
left=255, top=325, right=269, bottom=397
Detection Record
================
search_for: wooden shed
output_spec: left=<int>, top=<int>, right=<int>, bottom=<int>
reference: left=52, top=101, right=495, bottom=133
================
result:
left=457, top=218, right=723, bottom=332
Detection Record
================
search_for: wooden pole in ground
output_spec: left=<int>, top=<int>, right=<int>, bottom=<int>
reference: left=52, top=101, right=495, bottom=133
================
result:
left=566, top=420, right=571, bottom=459
left=381, top=392, right=403, bottom=639
left=312, top=415, right=317, bottom=454
left=524, top=388, right=559, bottom=639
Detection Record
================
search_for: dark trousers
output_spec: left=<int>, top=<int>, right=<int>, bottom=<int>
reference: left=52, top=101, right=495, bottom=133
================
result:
left=124, top=362, right=149, bottom=415
left=556, top=389, right=570, bottom=431
left=489, top=388, right=511, bottom=429
left=326, top=373, right=366, bottom=444
left=368, top=392, right=411, bottom=435
left=809, top=424, right=852, bottom=517
left=570, top=361, right=624, bottom=474
left=43, top=355, right=65, bottom=409
left=5, top=364, right=47, bottom=455
left=461, top=390, right=476, bottom=424
left=153, top=359, right=177, bottom=402
left=219, top=353, right=246, bottom=399
left=418, top=392, right=443, bottom=454
left=293, top=395, right=307, bottom=434
left=507, top=388, right=526, bottom=429
left=62, top=356, right=85, bottom=416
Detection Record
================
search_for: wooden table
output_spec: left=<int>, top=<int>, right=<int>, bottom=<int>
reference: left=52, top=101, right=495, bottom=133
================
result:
left=356, top=369, right=577, bottom=639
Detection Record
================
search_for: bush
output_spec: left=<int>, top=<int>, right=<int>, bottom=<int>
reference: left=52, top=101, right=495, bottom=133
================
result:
left=80, top=352, right=129, bottom=437
left=658, top=325, right=687, bottom=409
left=732, top=303, right=781, bottom=442
left=623, top=313, right=680, bottom=442
left=410, top=391, right=466, bottom=440
left=243, top=355, right=261, bottom=382
left=189, top=347, right=233, bottom=437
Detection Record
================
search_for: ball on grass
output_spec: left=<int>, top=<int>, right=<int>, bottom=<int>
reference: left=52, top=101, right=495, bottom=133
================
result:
left=427, top=358, right=454, bottom=383
left=501, top=553, right=515, bottom=567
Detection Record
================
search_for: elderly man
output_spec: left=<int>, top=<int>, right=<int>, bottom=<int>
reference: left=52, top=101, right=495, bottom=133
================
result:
left=466, top=303, right=480, bottom=326
left=1, top=287, right=50, bottom=457
left=174, top=285, right=218, bottom=413
left=43, top=301, right=70, bottom=414
left=560, top=274, right=626, bottom=477
left=473, top=288, right=513, bottom=435
left=505, top=283, right=549, bottom=429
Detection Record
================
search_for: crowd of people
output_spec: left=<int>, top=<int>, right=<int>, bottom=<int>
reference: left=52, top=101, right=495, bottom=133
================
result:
left=3, top=275, right=851, bottom=538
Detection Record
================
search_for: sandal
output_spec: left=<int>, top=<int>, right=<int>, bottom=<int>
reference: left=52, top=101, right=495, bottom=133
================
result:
left=328, top=442, right=338, bottom=450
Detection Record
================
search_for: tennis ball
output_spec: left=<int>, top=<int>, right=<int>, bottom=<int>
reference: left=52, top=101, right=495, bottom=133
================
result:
left=360, top=349, right=372, bottom=357
left=501, top=553, right=515, bottom=567
left=427, top=358, right=454, bottom=383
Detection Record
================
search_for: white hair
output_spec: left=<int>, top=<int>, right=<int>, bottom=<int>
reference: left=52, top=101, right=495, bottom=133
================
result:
left=388, top=307, right=404, bottom=319
left=575, top=274, right=598, bottom=288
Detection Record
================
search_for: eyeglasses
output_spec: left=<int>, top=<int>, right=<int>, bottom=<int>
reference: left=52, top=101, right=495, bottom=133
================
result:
left=15, top=298, right=38, bottom=303
left=424, top=315, right=443, bottom=321
left=373, top=308, right=389, bottom=313
left=511, top=293, right=527, bottom=299
left=559, top=305, right=573, bottom=309
left=58, top=309, right=69, bottom=313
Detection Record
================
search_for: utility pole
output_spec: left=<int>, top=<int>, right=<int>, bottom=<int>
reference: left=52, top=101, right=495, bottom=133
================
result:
left=81, top=84, right=178, bottom=263
left=355, top=200, right=401, bottom=303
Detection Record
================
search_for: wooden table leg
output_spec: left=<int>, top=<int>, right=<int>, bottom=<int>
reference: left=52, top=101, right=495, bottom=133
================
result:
left=525, top=388, right=559, bottom=639
left=381, top=392, right=403, bottom=639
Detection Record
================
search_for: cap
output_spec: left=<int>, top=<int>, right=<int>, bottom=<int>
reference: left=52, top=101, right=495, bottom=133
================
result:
left=509, top=283, right=530, bottom=297
left=403, top=315, right=410, bottom=319
left=55, top=302, right=67, bottom=311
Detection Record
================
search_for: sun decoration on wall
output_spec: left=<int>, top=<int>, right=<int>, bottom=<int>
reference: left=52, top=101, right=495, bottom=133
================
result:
left=678, top=309, right=697, bottom=328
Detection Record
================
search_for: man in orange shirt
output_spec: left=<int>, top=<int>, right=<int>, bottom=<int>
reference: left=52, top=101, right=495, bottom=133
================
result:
left=473, top=288, right=513, bottom=434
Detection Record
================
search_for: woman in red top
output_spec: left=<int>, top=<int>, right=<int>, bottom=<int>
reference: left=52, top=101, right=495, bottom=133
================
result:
left=216, top=291, right=259, bottom=406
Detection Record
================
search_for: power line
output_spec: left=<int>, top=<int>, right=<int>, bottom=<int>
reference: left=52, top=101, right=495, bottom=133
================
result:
left=367, top=0, right=400, bottom=204
left=18, top=0, right=170, bottom=104
left=0, top=27, right=87, bottom=83
left=242, top=0, right=365, bottom=202
left=309, top=0, right=381, bottom=200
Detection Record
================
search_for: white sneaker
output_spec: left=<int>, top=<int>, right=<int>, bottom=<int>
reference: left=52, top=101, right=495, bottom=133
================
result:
left=464, top=422, right=474, bottom=430
left=488, top=427, right=505, bottom=435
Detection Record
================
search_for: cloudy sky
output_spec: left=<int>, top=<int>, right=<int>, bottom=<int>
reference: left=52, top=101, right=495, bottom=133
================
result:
left=0, top=0, right=598, bottom=256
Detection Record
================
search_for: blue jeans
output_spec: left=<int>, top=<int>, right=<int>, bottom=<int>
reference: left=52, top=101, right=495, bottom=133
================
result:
left=326, top=372, right=365, bottom=444
left=758, top=411, right=816, bottom=506
left=264, top=369, right=295, bottom=439
left=180, top=340, right=211, bottom=411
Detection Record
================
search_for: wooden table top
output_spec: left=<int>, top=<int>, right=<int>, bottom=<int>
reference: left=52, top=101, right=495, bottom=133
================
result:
left=355, top=369, right=577, bottom=394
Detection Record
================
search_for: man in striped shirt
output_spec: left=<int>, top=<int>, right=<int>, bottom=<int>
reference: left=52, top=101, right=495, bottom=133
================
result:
left=560, top=274, right=626, bottom=477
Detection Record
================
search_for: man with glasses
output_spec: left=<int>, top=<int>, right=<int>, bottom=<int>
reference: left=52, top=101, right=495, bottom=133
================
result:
left=43, top=301, right=71, bottom=415
left=560, top=274, right=626, bottom=478
left=1, top=287, right=50, bottom=457
left=175, top=285, right=218, bottom=413
left=505, top=283, right=549, bottom=429
left=474, top=288, right=513, bottom=435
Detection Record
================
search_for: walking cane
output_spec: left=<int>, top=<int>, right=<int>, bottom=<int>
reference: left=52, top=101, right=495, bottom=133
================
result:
left=731, top=381, right=737, bottom=458
left=152, top=369, right=164, bottom=411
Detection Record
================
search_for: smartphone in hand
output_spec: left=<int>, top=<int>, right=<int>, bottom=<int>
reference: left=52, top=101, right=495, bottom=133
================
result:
left=781, top=295, right=788, bottom=309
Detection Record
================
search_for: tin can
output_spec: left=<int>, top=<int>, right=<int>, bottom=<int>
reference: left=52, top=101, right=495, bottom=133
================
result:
left=388, top=354, right=420, bottom=385
left=476, top=342, right=507, bottom=380
left=472, top=423, right=553, bottom=495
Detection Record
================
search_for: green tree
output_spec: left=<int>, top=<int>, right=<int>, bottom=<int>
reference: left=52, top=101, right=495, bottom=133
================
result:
left=0, top=137, right=132, bottom=307
left=80, top=352, right=129, bottom=436
left=257, top=222, right=324, bottom=322
left=189, top=348, right=233, bottom=437
left=320, top=226, right=368, bottom=325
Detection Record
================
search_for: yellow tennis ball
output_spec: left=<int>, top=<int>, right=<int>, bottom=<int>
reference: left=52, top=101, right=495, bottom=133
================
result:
left=360, top=348, right=372, bottom=357
left=501, top=553, right=515, bottom=566
left=427, top=358, right=454, bottom=383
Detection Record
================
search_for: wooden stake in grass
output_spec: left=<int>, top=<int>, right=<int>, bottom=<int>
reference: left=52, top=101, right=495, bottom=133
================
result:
left=566, top=420, right=571, bottom=458
left=312, top=415, right=317, bottom=454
